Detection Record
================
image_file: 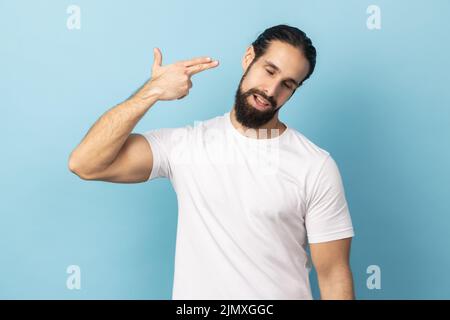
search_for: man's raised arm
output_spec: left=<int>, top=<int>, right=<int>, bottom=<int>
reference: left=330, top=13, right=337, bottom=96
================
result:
left=68, top=48, right=218, bottom=183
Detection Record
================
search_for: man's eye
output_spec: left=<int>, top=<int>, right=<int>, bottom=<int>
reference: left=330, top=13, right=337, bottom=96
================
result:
left=284, top=83, right=292, bottom=89
left=266, top=69, right=274, bottom=75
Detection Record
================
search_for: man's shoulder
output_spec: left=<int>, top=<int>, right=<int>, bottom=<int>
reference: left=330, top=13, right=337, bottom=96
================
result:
left=194, top=112, right=228, bottom=129
left=286, top=127, right=330, bottom=160
left=145, top=112, right=226, bottom=135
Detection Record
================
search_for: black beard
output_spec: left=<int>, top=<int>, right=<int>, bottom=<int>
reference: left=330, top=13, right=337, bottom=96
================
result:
left=233, top=75, right=281, bottom=129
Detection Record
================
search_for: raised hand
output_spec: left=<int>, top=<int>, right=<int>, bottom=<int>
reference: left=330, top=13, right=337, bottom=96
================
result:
left=136, top=48, right=219, bottom=102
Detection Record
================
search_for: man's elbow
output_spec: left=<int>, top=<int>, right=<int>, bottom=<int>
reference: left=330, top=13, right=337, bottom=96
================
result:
left=68, top=153, right=95, bottom=180
left=316, top=264, right=355, bottom=300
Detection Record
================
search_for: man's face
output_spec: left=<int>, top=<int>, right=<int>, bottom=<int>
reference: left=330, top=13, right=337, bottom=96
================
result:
left=234, top=40, right=311, bottom=128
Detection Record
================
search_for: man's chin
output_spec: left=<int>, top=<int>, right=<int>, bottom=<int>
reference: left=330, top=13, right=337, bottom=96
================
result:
left=235, top=106, right=277, bottom=129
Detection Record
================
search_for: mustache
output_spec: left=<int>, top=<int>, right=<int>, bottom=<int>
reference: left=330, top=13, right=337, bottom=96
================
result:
left=242, top=88, right=276, bottom=109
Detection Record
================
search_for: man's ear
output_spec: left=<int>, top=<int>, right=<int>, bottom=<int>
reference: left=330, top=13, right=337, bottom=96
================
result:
left=242, top=45, right=256, bottom=72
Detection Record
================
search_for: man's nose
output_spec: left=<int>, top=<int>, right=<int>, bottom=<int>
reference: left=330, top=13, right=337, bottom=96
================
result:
left=262, top=82, right=279, bottom=103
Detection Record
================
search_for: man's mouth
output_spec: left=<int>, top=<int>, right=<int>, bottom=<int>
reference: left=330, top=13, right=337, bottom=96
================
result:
left=252, top=94, right=271, bottom=110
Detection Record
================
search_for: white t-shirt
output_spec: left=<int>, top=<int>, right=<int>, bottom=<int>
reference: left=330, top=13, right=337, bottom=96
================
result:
left=142, top=111, right=354, bottom=300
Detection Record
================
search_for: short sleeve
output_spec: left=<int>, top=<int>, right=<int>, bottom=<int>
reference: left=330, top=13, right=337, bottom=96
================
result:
left=305, top=155, right=355, bottom=243
left=141, top=127, right=179, bottom=181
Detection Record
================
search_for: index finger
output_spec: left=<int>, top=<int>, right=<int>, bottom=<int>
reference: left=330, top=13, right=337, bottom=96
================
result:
left=186, top=60, right=219, bottom=76
left=181, top=56, right=213, bottom=67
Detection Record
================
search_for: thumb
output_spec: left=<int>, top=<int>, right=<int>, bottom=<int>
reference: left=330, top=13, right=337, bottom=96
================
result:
left=153, top=47, right=162, bottom=68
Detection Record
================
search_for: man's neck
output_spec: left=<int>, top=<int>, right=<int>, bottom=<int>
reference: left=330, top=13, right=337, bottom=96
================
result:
left=229, top=108, right=287, bottom=139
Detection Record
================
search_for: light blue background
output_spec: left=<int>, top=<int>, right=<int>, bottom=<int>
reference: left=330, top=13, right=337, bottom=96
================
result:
left=1, top=0, right=449, bottom=299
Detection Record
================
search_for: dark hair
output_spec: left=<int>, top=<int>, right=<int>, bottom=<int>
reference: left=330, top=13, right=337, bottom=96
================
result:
left=251, top=24, right=317, bottom=86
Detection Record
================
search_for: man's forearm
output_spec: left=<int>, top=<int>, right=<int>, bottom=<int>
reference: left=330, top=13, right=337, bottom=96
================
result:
left=68, top=85, right=159, bottom=177
left=317, top=266, right=355, bottom=300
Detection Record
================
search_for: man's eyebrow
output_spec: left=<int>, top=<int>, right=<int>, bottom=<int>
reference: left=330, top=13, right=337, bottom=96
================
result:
left=264, top=60, right=300, bottom=87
